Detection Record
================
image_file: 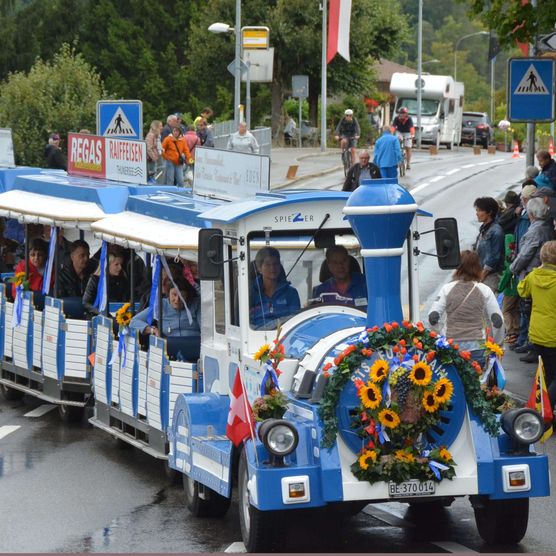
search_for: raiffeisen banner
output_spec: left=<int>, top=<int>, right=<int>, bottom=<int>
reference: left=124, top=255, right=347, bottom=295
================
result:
left=68, top=133, right=147, bottom=185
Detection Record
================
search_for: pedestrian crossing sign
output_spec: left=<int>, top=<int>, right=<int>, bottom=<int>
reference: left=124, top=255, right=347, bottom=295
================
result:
left=508, top=58, right=555, bottom=122
left=96, top=100, right=143, bottom=140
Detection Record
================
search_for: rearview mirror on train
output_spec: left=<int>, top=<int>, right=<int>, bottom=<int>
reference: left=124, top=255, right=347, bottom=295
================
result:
left=198, top=228, right=224, bottom=280
left=434, top=218, right=461, bottom=269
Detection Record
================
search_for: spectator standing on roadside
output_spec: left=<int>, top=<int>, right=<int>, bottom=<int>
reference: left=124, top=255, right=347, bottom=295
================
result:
left=522, top=165, right=539, bottom=187
left=162, top=127, right=193, bottom=187
left=284, top=116, right=296, bottom=146
left=184, top=125, right=200, bottom=159
left=146, top=120, right=163, bottom=181
left=161, top=114, right=178, bottom=141
left=194, top=107, right=213, bottom=128
left=342, top=150, right=381, bottom=192
left=227, top=122, right=259, bottom=154
left=44, top=133, right=67, bottom=170
left=536, top=150, right=556, bottom=191
left=473, top=196, right=505, bottom=293
left=373, top=126, right=401, bottom=179
left=498, top=190, right=520, bottom=235
left=196, top=118, right=214, bottom=147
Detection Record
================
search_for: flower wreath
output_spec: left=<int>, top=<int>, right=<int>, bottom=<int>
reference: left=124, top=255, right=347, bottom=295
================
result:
left=318, top=321, right=500, bottom=485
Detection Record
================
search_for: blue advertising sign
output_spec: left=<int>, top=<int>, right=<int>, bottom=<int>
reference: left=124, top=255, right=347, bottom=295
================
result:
left=96, top=100, right=143, bottom=140
left=508, top=58, right=555, bottom=122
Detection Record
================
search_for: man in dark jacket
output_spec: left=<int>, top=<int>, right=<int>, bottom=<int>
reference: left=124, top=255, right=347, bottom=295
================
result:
left=536, top=150, right=556, bottom=191
left=498, top=190, right=520, bottom=235
left=44, top=133, right=67, bottom=170
left=342, top=150, right=381, bottom=192
left=58, top=240, right=95, bottom=298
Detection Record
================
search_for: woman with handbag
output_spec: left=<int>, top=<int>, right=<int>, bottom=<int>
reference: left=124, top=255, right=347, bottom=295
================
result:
left=161, top=126, right=193, bottom=187
left=428, top=250, right=504, bottom=367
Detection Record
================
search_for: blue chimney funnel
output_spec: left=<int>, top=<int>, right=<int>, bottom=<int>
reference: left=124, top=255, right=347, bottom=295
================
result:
left=343, top=178, right=418, bottom=328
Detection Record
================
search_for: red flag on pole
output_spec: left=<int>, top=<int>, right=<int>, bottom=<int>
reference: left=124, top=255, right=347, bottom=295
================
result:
left=226, top=370, right=255, bottom=447
left=327, top=0, right=352, bottom=64
left=526, top=356, right=553, bottom=443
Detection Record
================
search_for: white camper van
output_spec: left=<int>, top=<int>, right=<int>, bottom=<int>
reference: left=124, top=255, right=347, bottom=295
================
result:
left=390, top=72, right=464, bottom=149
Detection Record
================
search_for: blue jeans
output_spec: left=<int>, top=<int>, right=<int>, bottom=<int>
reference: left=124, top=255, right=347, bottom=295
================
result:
left=164, top=160, right=184, bottom=187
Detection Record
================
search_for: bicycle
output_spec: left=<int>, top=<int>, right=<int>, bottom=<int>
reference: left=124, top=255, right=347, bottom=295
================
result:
left=341, top=145, right=352, bottom=176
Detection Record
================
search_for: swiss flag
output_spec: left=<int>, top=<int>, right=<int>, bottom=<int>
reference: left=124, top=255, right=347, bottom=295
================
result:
left=226, top=370, right=254, bottom=447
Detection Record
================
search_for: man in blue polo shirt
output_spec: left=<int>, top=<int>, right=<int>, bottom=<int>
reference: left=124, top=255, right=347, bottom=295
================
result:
left=312, top=245, right=367, bottom=311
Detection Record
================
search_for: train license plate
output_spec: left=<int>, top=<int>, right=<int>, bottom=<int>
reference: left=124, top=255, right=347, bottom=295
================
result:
left=388, top=480, right=435, bottom=498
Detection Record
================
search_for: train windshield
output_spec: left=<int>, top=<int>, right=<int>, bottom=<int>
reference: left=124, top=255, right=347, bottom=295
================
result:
left=247, top=231, right=363, bottom=330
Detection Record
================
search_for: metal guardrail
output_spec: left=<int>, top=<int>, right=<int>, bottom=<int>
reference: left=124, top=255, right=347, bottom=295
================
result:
left=212, top=121, right=272, bottom=156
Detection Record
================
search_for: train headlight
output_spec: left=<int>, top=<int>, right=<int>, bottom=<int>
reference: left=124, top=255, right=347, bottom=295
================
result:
left=258, top=419, right=299, bottom=458
left=501, top=408, right=544, bottom=445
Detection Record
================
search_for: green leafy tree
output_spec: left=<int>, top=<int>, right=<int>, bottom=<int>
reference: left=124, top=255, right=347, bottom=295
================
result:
left=0, top=44, right=105, bottom=166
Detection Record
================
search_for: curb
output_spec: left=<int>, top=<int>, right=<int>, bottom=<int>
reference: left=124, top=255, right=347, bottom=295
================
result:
left=272, top=163, right=343, bottom=190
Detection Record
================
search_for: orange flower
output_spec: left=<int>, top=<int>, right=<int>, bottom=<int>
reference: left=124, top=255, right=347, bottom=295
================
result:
left=399, top=339, right=406, bottom=346
left=416, top=322, right=425, bottom=332
left=392, top=345, right=399, bottom=353
left=323, top=370, right=330, bottom=378
left=472, top=361, right=483, bottom=374
left=412, top=337, right=420, bottom=345
left=370, top=326, right=379, bottom=332
left=448, top=338, right=454, bottom=345
left=323, top=362, right=332, bottom=372
left=361, top=348, right=373, bottom=357
left=354, top=378, right=365, bottom=390
left=383, top=323, right=393, bottom=333
left=426, top=350, right=436, bottom=362
left=344, top=345, right=356, bottom=356
left=416, top=341, right=423, bottom=350
left=400, top=347, right=407, bottom=355
left=402, top=320, right=413, bottom=329
left=391, top=321, right=399, bottom=328
left=453, top=344, right=459, bottom=350
left=429, top=331, right=438, bottom=338
left=412, top=354, right=419, bottom=362
left=334, top=354, right=344, bottom=366
left=460, top=350, right=471, bottom=361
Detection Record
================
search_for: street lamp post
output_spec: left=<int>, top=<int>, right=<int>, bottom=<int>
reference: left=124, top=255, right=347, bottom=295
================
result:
left=208, top=0, right=242, bottom=127
left=453, top=31, right=489, bottom=80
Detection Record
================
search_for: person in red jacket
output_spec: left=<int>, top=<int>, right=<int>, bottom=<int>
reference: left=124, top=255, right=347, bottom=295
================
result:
left=12, top=238, right=51, bottom=297
left=161, top=126, right=193, bottom=187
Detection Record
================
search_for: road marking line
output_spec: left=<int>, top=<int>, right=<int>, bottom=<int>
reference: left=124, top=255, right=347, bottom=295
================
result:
left=445, top=168, right=461, bottom=175
left=432, top=541, right=478, bottom=553
left=363, top=502, right=414, bottom=528
left=411, top=182, right=430, bottom=194
left=429, top=175, right=444, bottom=183
left=224, top=542, right=246, bottom=553
left=0, top=425, right=21, bottom=440
left=24, top=404, right=56, bottom=418
left=462, top=163, right=475, bottom=168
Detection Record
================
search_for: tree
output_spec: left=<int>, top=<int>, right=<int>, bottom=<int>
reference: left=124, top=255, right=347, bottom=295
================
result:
left=0, top=44, right=105, bottom=166
left=466, top=0, right=556, bottom=49
left=186, top=0, right=410, bottom=137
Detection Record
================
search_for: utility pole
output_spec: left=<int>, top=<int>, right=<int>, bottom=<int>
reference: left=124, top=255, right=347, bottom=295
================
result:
left=234, top=0, right=242, bottom=126
left=320, top=0, right=327, bottom=151
left=416, top=0, right=423, bottom=149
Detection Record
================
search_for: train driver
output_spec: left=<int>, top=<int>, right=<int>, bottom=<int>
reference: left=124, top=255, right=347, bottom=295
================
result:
left=249, top=246, right=300, bottom=329
left=311, top=245, right=367, bottom=310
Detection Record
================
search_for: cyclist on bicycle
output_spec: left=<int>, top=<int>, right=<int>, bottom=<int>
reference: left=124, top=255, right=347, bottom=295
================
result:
left=391, top=107, right=415, bottom=170
left=335, top=109, right=360, bottom=166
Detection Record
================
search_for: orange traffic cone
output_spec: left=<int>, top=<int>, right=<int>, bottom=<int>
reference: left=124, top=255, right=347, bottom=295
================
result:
left=549, top=139, right=554, bottom=157
left=512, top=141, right=520, bottom=158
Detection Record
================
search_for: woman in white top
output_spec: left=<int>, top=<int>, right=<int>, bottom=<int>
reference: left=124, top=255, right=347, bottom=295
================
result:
left=428, top=250, right=504, bottom=366
left=227, top=122, right=260, bottom=154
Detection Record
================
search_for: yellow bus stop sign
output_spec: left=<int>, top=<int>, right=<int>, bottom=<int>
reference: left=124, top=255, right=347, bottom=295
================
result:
left=242, top=26, right=269, bottom=50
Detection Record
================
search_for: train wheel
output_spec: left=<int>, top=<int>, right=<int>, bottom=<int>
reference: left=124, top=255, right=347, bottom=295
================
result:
left=183, top=474, right=231, bottom=518
left=473, top=497, right=528, bottom=544
left=0, top=383, right=24, bottom=401
left=238, top=450, right=283, bottom=552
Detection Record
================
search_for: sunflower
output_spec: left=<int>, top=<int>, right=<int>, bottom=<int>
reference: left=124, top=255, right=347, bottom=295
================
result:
left=358, top=449, right=378, bottom=470
left=408, top=361, right=432, bottom=386
left=484, top=340, right=504, bottom=358
left=422, top=391, right=439, bottom=413
left=378, top=408, right=401, bottom=429
left=394, top=449, right=416, bottom=463
left=438, top=447, right=452, bottom=462
left=370, top=359, right=389, bottom=383
left=253, top=343, right=271, bottom=362
left=433, top=378, right=454, bottom=404
left=359, top=382, right=382, bottom=410
left=115, top=303, right=132, bottom=327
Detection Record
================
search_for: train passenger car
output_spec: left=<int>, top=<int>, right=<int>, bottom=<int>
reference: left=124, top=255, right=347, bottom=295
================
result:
left=166, top=178, right=550, bottom=551
left=0, top=171, right=171, bottom=421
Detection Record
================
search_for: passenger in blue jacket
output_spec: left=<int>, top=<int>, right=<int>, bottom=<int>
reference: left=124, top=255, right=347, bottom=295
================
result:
left=249, top=247, right=300, bottom=330
left=373, top=126, right=402, bottom=179
left=130, top=285, right=200, bottom=338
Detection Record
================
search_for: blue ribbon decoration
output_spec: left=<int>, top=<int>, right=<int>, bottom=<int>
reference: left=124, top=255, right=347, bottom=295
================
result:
left=428, top=459, right=449, bottom=480
left=428, top=462, right=441, bottom=479
left=260, top=359, right=280, bottom=396
left=93, top=242, right=108, bottom=313
left=382, top=375, right=392, bottom=407
left=494, top=357, right=507, bottom=389
left=146, top=255, right=161, bottom=325
left=358, top=330, right=369, bottom=345
left=11, top=285, right=23, bottom=328
left=376, top=423, right=390, bottom=444
left=435, top=335, right=450, bottom=349
left=42, top=226, right=57, bottom=295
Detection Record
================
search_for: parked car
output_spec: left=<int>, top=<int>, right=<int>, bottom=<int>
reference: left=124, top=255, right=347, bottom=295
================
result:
left=461, top=112, right=494, bottom=148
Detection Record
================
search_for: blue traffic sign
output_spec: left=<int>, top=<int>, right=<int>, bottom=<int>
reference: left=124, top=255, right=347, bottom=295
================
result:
left=96, top=100, right=143, bottom=140
left=508, top=58, right=555, bottom=122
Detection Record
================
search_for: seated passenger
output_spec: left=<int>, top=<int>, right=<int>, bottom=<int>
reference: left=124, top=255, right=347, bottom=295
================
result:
left=58, top=240, right=96, bottom=298
left=249, top=246, right=300, bottom=329
left=12, top=238, right=51, bottom=296
left=311, top=245, right=367, bottom=310
left=82, top=250, right=129, bottom=315
left=130, top=284, right=200, bottom=338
